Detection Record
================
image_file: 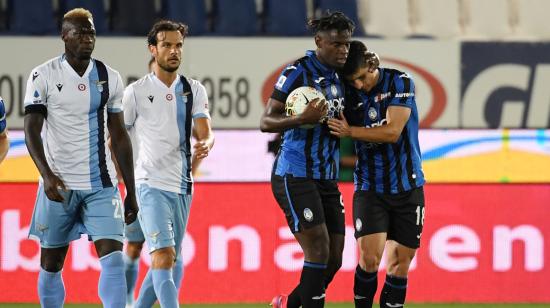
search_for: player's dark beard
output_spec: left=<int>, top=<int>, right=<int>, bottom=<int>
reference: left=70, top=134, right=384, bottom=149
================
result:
left=158, top=62, right=179, bottom=73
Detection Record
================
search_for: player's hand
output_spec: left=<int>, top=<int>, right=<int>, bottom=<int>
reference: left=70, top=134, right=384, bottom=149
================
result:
left=328, top=111, right=352, bottom=137
left=366, top=51, right=380, bottom=73
left=193, top=140, right=210, bottom=160
left=124, top=193, right=138, bottom=224
left=299, top=98, right=328, bottom=125
left=43, top=172, right=67, bottom=202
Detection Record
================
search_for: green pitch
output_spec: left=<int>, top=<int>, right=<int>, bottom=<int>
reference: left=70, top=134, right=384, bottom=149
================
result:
left=1, top=304, right=548, bottom=308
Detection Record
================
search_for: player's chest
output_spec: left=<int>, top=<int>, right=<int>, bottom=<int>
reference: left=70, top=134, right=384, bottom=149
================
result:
left=46, top=76, right=106, bottom=114
left=362, top=93, right=389, bottom=127
left=135, top=88, right=191, bottom=119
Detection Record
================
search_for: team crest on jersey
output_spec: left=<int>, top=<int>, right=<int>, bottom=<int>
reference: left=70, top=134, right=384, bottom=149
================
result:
left=368, top=107, right=378, bottom=120
left=180, top=91, right=190, bottom=103
left=330, top=84, right=338, bottom=97
left=303, top=208, right=314, bottom=222
left=78, top=83, right=86, bottom=91
left=95, top=80, right=107, bottom=93
left=166, top=94, right=173, bottom=101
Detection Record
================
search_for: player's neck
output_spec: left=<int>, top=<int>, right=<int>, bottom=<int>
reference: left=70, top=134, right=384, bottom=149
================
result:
left=65, top=55, right=90, bottom=77
left=154, top=68, right=178, bottom=87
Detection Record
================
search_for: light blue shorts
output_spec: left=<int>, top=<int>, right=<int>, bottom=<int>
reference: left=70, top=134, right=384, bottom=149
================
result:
left=125, top=216, right=145, bottom=242
left=137, top=184, right=192, bottom=259
left=28, top=184, right=125, bottom=248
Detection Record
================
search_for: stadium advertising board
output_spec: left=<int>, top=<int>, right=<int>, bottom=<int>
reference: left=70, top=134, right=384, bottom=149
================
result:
left=0, top=183, right=548, bottom=303
left=461, top=42, right=550, bottom=128
left=1, top=37, right=458, bottom=129
left=3, top=129, right=550, bottom=183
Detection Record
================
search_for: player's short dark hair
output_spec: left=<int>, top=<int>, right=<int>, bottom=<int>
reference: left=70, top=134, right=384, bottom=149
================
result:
left=341, top=40, right=368, bottom=76
left=307, top=11, right=355, bottom=35
left=147, top=20, right=188, bottom=46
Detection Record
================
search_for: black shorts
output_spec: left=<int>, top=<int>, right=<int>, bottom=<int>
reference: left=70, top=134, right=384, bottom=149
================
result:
left=271, top=174, right=345, bottom=235
left=353, top=186, right=425, bottom=248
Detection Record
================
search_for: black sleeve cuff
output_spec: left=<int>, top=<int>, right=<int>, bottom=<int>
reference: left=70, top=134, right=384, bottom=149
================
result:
left=271, top=89, right=288, bottom=103
left=25, top=105, right=47, bottom=117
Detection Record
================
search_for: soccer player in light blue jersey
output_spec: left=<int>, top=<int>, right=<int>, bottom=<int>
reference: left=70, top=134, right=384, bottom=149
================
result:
left=24, top=8, right=138, bottom=308
left=123, top=20, right=214, bottom=308
left=328, top=40, right=426, bottom=308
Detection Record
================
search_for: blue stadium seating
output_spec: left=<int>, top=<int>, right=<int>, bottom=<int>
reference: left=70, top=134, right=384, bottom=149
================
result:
left=61, top=0, right=107, bottom=34
left=264, top=0, right=309, bottom=36
left=8, top=0, right=57, bottom=35
left=163, top=0, right=208, bottom=35
left=110, top=0, right=158, bottom=36
left=212, top=0, right=258, bottom=36
left=316, top=0, right=366, bottom=36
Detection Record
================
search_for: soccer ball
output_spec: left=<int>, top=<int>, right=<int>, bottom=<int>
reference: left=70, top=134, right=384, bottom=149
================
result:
left=285, top=86, right=327, bottom=129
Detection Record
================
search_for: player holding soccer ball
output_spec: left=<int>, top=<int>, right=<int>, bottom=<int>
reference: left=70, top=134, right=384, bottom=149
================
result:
left=328, top=40, right=426, bottom=308
left=260, top=12, right=377, bottom=308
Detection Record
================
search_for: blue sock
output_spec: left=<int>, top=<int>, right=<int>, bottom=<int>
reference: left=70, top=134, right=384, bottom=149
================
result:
left=173, top=258, right=184, bottom=290
left=38, top=268, right=65, bottom=308
left=98, top=251, right=126, bottom=308
left=135, top=269, right=157, bottom=308
left=152, top=269, right=178, bottom=308
left=123, top=254, right=140, bottom=305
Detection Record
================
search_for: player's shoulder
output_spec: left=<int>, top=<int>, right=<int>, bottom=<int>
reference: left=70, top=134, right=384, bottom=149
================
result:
left=94, top=59, right=122, bottom=78
left=31, top=56, right=63, bottom=76
left=281, top=57, right=308, bottom=75
left=383, top=67, right=414, bottom=84
left=183, top=76, right=207, bottom=93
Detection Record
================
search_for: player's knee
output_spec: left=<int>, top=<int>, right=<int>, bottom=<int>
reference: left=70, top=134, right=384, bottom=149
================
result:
left=359, top=254, right=380, bottom=272
left=41, top=258, right=64, bottom=272
left=151, top=247, right=176, bottom=269
left=305, top=239, right=330, bottom=263
left=126, top=242, right=144, bottom=259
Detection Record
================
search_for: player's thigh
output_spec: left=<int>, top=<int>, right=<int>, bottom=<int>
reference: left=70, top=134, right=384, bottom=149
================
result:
left=318, top=180, right=345, bottom=235
left=81, top=186, right=125, bottom=243
left=172, top=193, right=192, bottom=260
left=387, top=186, right=425, bottom=249
left=137, top=184, right=179, bottom=253
left=353, top=190, right=390, bottom=239
left=28, top=184, right=81, bottom=248
left=271, top=174, right=325, bottom=233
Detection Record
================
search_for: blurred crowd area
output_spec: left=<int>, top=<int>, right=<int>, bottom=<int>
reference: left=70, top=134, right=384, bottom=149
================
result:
left=0, top=0, right=549, bottom=40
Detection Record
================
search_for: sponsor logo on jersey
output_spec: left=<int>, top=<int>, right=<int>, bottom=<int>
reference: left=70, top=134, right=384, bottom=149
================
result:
left=32, top=72, right=39, bottom=81
left=374, top=92, right=391, bottom=103
left=147, top=95, right=154, bottom=103
left=56, top=83, right=63, bottom=91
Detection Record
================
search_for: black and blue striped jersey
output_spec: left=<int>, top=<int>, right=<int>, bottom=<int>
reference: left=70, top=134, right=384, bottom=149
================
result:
left=0, top=97, right=6, bottom=133
left=271, top=50, right=346, bottom=180
left=345, top=68, right=425, bottom=194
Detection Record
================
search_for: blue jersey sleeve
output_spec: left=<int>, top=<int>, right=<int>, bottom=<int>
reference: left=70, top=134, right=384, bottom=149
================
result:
left=0, top=98, right=6, bottom=134
left=389, top=73, right=415, bottom=108
left=270, top=64, right=304, bottom=103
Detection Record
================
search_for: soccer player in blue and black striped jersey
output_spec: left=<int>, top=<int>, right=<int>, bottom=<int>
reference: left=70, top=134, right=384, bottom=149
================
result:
left=328, top=41, right=426, bottom=308
left=261, top=11, right=353, bottom=308
left=0, top=97, right=9, bottom=164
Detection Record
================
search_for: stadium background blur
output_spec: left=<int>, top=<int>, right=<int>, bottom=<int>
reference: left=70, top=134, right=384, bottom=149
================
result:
left=0, top=0, right=549, bottom=306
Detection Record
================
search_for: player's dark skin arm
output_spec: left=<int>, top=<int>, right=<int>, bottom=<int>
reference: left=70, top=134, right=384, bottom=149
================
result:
left=107, top=112, right=138, bottom=224
left=260, top=97, right=327, bottom=133
left=328, top=106, right=411, bottom=143
left=24, top=113, right=66, bottom=202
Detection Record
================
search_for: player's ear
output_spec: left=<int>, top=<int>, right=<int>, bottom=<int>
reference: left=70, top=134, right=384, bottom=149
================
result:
left=314, top=34, right=322, bottom=48
left=148, top=44, right=156, bottom=57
